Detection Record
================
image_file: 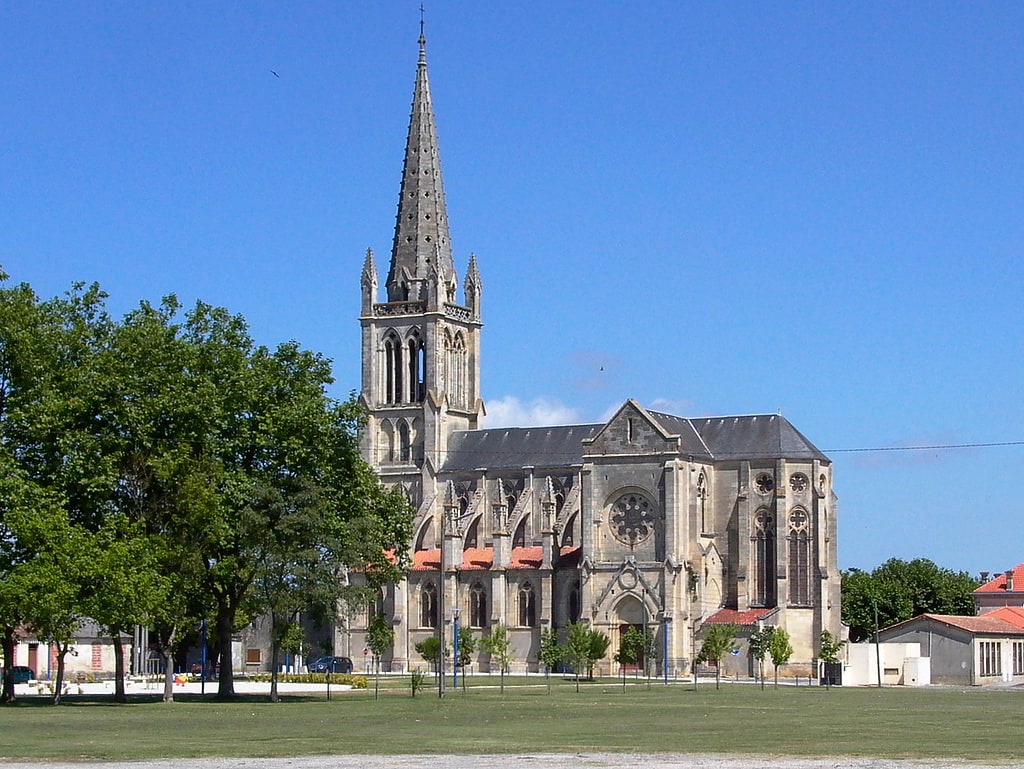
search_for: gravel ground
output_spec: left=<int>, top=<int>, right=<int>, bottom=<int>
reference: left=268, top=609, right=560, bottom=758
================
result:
left=0, top=755, right=1018, bottom=769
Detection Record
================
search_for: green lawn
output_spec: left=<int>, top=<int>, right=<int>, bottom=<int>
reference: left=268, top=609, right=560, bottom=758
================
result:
left=1, top=678, right=1021, bottom=762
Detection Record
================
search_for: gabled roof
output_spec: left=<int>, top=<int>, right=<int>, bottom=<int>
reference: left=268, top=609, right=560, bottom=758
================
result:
left=974, top=563, right=1024, bottom=594
left=704, top=607, right=778, bottom=626
left=442, top=424, right=602, bottom=472
left=884, top=612, right=1024, bottom=636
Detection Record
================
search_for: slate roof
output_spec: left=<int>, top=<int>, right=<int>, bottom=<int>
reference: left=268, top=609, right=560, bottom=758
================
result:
left=974, top=563, right=1024, bottom=593
left=442, top=424, right=602, bottom=472
left=651, top=412, right=829, bottom=461
left=441, top=409, right=828, bottom=472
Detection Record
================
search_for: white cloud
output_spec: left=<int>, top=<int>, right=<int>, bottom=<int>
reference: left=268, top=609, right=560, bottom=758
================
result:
left=484, top=396, right=581, bottom=428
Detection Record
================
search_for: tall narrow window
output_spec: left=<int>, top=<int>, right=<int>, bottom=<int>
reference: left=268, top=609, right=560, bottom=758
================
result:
left=406, top=330, right=424, bottom=403
left=568, top=580, right=581, bottom=623
left=470, top=581, right=487, bottom=628
left=697, top=472, right=708, bottom=533
left=421, top=582, right=438, bottom=628
left=383, top=331, right=403, bottom=404
left=399, top=421, right=411, bottom=462
left=753, top=508, right=777, bottom=607
left=788, top=509, right=810, bottom=606
left=518, top=582, right=536, bottom=627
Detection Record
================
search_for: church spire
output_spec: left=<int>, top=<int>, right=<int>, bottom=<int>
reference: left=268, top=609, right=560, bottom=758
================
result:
left=386, top=23, right=455, bottom=303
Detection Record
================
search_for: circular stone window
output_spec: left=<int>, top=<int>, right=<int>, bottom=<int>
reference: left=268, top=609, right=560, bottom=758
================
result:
left=609, top=492, right=656, bottom=546
left=754, top=473, right=775, bottom=495
left=789, top=473, right=808, bottom=493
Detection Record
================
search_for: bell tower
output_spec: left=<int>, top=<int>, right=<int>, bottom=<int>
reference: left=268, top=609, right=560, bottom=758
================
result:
left=359, top=27, right=483, bottom=490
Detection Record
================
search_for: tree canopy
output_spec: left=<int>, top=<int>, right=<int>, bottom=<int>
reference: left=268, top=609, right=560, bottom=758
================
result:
left=0, top=273, right=412, bottom=702
left=841, top=558, right=979, bottom=642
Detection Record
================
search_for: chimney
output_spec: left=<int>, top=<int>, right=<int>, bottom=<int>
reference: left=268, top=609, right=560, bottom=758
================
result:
left=980, top=571, right=989, bottom=582
left=1005, top=570, right=1015, bottom=592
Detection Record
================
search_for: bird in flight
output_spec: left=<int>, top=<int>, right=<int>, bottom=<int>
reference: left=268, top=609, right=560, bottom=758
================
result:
left=271, top=70, right=280, bottom=78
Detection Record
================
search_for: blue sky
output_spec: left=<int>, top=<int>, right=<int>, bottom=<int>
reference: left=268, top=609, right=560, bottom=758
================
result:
left=3, top=2, right=1022, bottom=576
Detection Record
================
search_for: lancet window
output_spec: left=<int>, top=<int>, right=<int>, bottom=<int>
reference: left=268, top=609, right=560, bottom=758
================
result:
left=788, top=508, right=811, bottom=606
left=752, top=508, right=777, bottom=607
left=420, top=582, right=438, bottom=628
left=518, top=581, right=536, bottom=627
left=469, top=581, right=488, bottom=628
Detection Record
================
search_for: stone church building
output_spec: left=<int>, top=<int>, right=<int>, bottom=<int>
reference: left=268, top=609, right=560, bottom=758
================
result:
left=341, top=31, right=840, bottom=678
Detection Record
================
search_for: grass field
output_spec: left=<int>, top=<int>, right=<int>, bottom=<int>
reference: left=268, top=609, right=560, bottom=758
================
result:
left=0, top=677, right=1021, bottom=763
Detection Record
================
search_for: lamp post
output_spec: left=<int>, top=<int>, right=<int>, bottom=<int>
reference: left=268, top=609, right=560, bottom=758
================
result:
left=452, top=608, right=461, bottom=691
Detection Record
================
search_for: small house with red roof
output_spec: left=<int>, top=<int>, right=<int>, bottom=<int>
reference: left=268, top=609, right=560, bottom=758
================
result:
left=876, top=607, right=1024, bottom=686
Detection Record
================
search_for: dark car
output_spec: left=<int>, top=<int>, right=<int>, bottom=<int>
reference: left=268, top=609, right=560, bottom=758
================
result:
left=308, top=656, right=353, bottom=674
left=6, top=666, right=34, bottom=684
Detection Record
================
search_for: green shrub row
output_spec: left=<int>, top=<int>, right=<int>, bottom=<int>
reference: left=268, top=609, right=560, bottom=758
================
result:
left=245, top=672, right=368, bottom=689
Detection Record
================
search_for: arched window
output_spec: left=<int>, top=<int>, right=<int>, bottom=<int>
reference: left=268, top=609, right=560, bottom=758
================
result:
left=568, top=580, right=581, bottom=623
left=788, top=509, right=811, bottom=606
left=382, top=331, right=403, bottom=404
left=421, top=582, right=438, bottom=628
left=753, top=508, right=777, bottom=608
left=697, top=472, right=708, bottom=533
left=367, top=589, right=385, bottom=625
left=470, top=581, right=488, bottom=628
left=518, top=581, right=536, bottom=627
left=406, top=330, right=424, bottom=403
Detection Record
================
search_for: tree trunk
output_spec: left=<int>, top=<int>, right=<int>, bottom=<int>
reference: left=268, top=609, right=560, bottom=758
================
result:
left=215, top=602, right=236, bottom=698
left=160, top=626, right=177, bottom=703
left=53, top=641, right=71, bottom=705
left=1, top=626, right=17, bottom=703
left=269, top=635, right=281, bottom=703
left=111, top=628, right=127, bottom=702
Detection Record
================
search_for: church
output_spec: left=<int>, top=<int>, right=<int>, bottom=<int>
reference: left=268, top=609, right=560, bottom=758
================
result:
left=342, top=30, right=841, bottom=679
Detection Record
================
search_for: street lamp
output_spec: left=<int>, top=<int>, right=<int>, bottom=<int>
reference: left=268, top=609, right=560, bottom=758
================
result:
left=662, top=614, right=672, bottom=685
left=438, top=504, right=475, bottom=698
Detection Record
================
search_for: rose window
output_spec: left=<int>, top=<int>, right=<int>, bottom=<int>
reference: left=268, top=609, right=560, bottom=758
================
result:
left=755, top=473, right=775, bottom=495
left=610, top=493, right=656, bottom=546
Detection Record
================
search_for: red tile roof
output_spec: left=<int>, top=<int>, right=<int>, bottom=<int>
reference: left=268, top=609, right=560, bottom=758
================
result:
left=915, top=613, right=1024, bottom=635
left=705, top=608, right=777, bottom=626
left=410, top=546, right=551, bottom=571
left=511, top=546, right=543, bottom=569
left=974, top=563, right=1024, bottom=593
left=986, top=606, right=1024, bottom=628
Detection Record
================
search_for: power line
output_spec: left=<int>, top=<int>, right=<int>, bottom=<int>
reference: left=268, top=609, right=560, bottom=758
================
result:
left=824, top=440, right=1024, bottom=454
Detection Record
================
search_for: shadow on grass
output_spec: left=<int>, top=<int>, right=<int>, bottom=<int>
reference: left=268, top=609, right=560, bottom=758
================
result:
left=3, top=692, right=327, bottom=707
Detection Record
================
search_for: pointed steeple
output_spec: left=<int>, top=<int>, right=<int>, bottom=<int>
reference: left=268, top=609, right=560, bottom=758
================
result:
left=386, top=26, right=455, bottom=303
left=360, top=247, right=378, bottom=314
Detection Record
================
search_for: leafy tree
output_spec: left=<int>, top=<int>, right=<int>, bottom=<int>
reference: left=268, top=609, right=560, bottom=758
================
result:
left=748, top=625, right=775, bottom=691
left=767, top=628, right=793, bottom=688
left=818, top=629, right=844, bottom=689
left=564, top=622, right=609, bottom=692
left=455, top=625, right=477, bottom=694
left=695, top=623, right=736, bottom=690
left=414, top=636, right=444, bottom=675
left=613, top=627, right=639, bottom=691
left=842, top=558, right=979, bottom=642
left=366, top=613, right=395, bottom=699
left=537, top=627, right=563, bottom=693
left=480, top=624, right=513, bottom=693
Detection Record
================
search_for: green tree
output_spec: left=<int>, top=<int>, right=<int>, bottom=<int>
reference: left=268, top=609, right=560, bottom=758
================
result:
left=414, top=636, right=444, bottom=676
left=366, top=612, right=395, bottom=699
left=537, top=627, right=563, bottom=693
left=748, top=625, right=775, bottom=691
left=480, top=624, right=513, bottom=694
left=818, top=629, right=844, bottom=689
left=842, top=558, right=979, bottom=642
left=455, top=625, right=477, bottom=694
left=564, top=622, right=610, bottom=691
left=695, top=623, right=736, bottom=690
left=767, top=628, right=793, bottom=687
left=613, top=627, right=640, bottom=691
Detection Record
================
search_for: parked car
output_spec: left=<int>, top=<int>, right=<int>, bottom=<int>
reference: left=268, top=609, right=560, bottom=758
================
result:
left=307, top=656, right=353, bottom=674
left=5, top=666, right=35, bottom=684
